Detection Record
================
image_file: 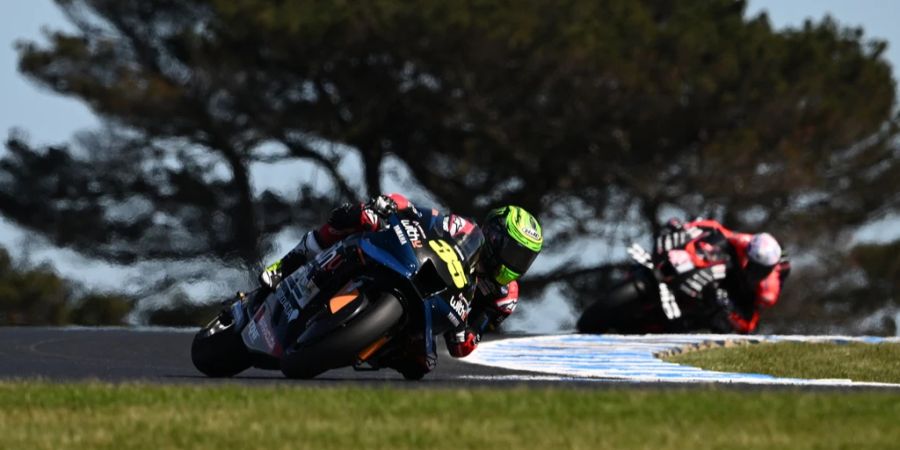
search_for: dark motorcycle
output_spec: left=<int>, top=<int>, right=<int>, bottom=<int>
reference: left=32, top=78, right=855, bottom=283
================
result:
left=576, top=240, right=730, bottom=334
left=191, top=212, right=483, bottom=380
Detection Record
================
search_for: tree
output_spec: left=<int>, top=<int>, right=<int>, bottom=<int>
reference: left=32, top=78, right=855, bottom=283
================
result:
left=3, top=0, right=898, bottom=328
left=0, top=246, right=132, bottom=325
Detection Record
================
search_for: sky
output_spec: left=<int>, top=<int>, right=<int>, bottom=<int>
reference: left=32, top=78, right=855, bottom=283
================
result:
left=1, top=0, right=899, bottom=307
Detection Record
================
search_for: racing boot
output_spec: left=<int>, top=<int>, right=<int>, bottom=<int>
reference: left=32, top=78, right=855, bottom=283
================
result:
left=259, top=230, right=324, bottom=290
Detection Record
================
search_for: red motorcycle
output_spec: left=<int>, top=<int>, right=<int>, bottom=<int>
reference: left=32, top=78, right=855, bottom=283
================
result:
left=576, top=234, right=734, bottom=334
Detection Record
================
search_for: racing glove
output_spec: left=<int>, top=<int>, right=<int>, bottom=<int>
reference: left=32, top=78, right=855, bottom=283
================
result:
left=367, top=194, right=398, bottom=217
left=447, top=328, right=480, bottom=357
left=327, top=202, right=365, bottom=231
left=327, top=195, right=398, bottom=232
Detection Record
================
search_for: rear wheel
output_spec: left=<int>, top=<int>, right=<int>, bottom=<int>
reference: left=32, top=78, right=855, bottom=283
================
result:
left=280, top=293, right=404, bottom=379
left=191, top=314, right=252, bottom=377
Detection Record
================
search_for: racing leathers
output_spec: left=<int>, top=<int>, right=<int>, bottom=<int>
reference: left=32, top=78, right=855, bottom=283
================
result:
left=261, top=193, right=519, bottom=372
left=653, top=218, right=791, bottom=333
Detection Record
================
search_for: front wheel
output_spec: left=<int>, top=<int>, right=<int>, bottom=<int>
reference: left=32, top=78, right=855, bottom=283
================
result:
left=280, top=293, right=404, bottom=379
left=191, top=314, right=252, bottom=377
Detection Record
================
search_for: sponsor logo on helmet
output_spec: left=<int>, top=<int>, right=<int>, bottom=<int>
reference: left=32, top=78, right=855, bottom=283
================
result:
left=521, top=225, right=541, bottom=241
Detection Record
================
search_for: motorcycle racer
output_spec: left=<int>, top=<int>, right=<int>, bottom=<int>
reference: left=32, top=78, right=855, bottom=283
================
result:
left=653, top=218, right=791, bottom=333
left=259, top=193, right=543, bottom=375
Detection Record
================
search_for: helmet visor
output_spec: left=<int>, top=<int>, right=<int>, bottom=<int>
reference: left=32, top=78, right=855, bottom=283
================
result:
left=745, top=260, right=775, bottom=281
left=496, top=233, right=539, bottom=275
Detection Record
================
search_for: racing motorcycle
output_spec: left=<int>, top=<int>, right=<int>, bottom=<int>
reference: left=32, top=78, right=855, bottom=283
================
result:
left=191, top=211, right=483, bottom=380
left=576, top=235, right=732, bottom=334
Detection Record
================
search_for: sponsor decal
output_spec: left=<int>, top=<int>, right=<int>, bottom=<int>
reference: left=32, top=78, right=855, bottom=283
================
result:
left=317, top=248, right=343, bottom=272
left=248, top=318, right=260, bottom=341
left=448, top=293, right=471, bottom=321
left=446, top=312, right=460, bottom=327
left=521, top=226, right=540, bottom=241
left=314, top=247, right=338, bottom=266
left=393, top=225, right=408, bottom=245
left=258, top=318, right=277, bottom=350
left=284, top=268, right=309, bottom=302
left=277, top=291, right=299, bottom=322
left=284, top=266, right=320, bottom=309
left=402, top=219, right=424, bottom=248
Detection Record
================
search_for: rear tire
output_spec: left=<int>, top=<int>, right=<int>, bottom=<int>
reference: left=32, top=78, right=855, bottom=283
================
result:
left=280, top=293, right=403, bottom=379
left=576, top=279, right=644, bottom=334
left=191, top=316, right=252, bottom=377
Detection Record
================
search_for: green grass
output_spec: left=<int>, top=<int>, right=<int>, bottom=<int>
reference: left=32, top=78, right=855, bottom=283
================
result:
left=664, top=341, right=900, bottom=383
left=1, top=381, right=899, bottom=449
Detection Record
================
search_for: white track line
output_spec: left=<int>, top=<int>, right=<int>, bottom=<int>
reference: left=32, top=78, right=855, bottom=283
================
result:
left=461, top=334, right=900, bottom=387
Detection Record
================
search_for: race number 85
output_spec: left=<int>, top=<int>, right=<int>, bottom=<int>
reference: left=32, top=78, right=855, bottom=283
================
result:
left=428, top=240, right=466, bottom=288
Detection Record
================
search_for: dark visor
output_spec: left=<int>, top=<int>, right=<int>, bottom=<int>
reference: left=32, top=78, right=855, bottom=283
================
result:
left=497, top=235, right=538, bottom=274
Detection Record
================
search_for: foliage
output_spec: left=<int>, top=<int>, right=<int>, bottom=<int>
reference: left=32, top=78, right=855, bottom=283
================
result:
left=0, top=247, right=70, bottom=325
left=760, top=239, right=900, bottom=334
left=0, top=246, right=132, bottom=325
left=2, top=0, right=899, bottom=328
left=851, top=239, right=900, bottom=302
left=69, top=293, right=134, bottom=326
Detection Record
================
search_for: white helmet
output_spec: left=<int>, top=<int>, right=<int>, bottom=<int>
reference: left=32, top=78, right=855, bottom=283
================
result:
left=746, top=233, right=781, bottom=279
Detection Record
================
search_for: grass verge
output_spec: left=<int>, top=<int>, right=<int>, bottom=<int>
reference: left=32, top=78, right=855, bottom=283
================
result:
left=1, top=381, right=899, bottom=449
left=664, top=341, right=900, bottom=383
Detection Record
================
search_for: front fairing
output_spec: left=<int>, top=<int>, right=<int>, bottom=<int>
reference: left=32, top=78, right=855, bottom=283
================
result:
left=359, top=214, right=476, bottom=354
left=359, top=214, right=475, bottom=322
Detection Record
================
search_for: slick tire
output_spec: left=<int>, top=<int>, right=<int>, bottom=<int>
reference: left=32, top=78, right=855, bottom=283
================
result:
left=280, top=293, right=403, bottom=379
left=191, top=318, right=252, bottom=377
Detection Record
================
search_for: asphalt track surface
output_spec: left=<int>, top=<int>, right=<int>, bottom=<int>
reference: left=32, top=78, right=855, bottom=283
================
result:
left=4, top=328, right=898, bottom=391
left=0, top=327, right=549, bottom=386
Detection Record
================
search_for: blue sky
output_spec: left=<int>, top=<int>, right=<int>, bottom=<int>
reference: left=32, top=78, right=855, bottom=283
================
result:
left=1, top=0, right=899, bottom=291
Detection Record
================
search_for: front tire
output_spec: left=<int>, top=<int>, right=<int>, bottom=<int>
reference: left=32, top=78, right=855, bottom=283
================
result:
left=191, top=315, right=252, bottom=377
left=280, top=293, right=403, bottom=379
